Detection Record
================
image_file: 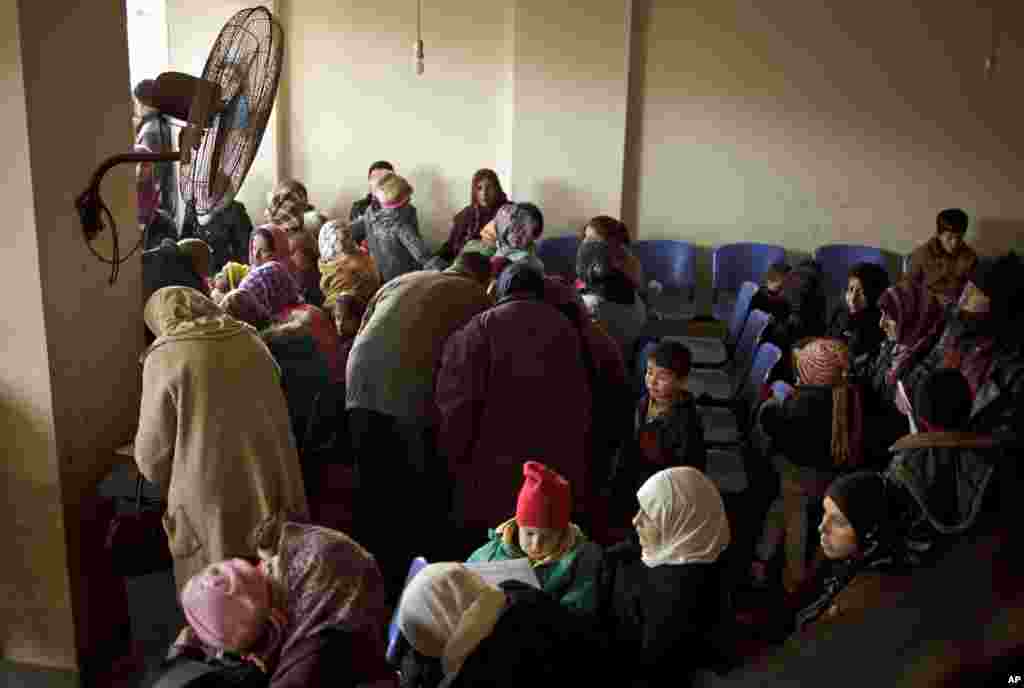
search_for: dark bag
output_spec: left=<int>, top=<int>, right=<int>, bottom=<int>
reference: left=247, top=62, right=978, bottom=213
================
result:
left=105, top=474, right=173, bottom=577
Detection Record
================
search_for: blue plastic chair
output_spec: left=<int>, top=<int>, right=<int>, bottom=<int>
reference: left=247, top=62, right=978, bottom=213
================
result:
left=632, top=239, right=697, bottom=315
left=685, top=308, right=773, bottom=403
left=535, top=236, right=580, bottom=281
left=673, top=281, right=759, bottom=368
left=386, top=556, right=429, bottom=665
left=771, top=380, right=794, bottom=402
left=813, top=244, right=891, bottom=311
left=701, top=341, right=783, bottom=494
left=712, top=243, right=786, bottom=314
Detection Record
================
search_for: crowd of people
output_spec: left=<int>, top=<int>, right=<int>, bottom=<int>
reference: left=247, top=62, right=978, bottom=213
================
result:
left=132, top=145, right=1022, bottom=687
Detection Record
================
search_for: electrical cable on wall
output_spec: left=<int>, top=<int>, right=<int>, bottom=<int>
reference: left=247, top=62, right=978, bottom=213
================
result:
left=415, top=0, right=425, bottom=75
left=984, top=2, right=1000, bottom=80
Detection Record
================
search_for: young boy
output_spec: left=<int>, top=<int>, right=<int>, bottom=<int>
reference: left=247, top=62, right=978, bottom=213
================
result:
left=614, top=341, right=706, bottom=511
left=466, top=461, right=603, bottom=615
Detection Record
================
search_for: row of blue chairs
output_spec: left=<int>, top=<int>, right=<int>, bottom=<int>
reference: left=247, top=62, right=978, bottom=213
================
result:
left=537, top=237, right=905, bottom=316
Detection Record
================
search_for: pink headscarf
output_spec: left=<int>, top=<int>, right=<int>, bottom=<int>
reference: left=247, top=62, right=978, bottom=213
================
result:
left=181, top=559, right=284, bottom=653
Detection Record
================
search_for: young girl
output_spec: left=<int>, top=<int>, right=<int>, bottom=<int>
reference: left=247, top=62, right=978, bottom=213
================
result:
left=318, top=219, right=381, bottom=312
left=355, top=172, right=431, bottom=283
left=466, top=461, right=604, bottom=614
left=172, top=522, right=395, bottom=687
left=825, top=262, right=890, bottom=365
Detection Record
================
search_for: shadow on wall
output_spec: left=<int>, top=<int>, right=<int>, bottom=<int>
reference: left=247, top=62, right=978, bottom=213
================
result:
left=409, top=164, right=455, bottom=244
left=535, top=178, right=591, bottom=237
left=974, top=218, right=1024, bottom=257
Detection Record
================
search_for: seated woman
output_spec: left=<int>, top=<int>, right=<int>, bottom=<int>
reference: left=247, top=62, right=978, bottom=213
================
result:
left=486, top=201, right=545, bottom=275
left=599, top=467, right=732, bottom=688
left=885, top=369, right=1001, bottom=548
left=135, top=287, right=308, bottom=593
left=576, top=239, right=647, bottom=371
left=752, top=337, right=862, bottom=593
left=355, top=172, right=431, bottom=283
left=318, top=219, right=381, bottom=312
left=395, top=562, right=603, bottom=688
left=432, top=168, right=508, bottom=269
left=170, top=521, right=395, bottom=687
left=576, top=215, right=645, bottom=293
left=792, top=472, right=915, bottom=635
left=467, top=461, right=604, bottom=615
left=825, top=262, right=890, bottom=366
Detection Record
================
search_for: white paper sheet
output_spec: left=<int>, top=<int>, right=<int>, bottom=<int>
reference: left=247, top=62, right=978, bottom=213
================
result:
left=897, top=381, right=918, bottom=434
left=464, top=557, right=541, bottom=590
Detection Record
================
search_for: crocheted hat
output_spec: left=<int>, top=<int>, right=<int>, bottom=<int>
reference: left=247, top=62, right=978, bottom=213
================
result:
left=181, top=558, right=271, bottom=652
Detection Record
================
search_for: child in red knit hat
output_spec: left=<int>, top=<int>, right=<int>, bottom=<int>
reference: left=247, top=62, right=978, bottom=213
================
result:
left=466, top=461, right=604, bottom=614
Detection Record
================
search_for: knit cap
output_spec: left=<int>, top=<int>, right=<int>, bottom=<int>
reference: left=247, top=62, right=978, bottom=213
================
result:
left=914, top=368, right=972, bottom=431
left=181, top=558, right=271, bottom=652
left=515, top=461, right=571, bottom=530
left=794, top=337, right=849, bottom=386
left=824, top=472, right=889, bottom=542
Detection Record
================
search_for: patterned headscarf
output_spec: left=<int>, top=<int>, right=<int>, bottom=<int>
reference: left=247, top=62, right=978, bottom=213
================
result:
left=494, top=203, right=544, bottom=269
left=264, top=183, right=310, bottom=234
left=249, top=224, right=292, bottom=266
left=221, top=288, right=270, bottom=329
left=877, top=280, right=945, bottom=385
left=238, top=261, right=303, bottom=319
left=636, top=467, right=731, bottom=567
left=269, top=523, right=389, bottom=663
left=397, top=563, right=507, bottom=678
left=794, top=337, right=863, bottom=467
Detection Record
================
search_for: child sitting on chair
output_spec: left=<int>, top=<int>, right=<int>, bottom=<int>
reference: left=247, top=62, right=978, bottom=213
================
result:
left=750, top=261, right=792, bottom=322
left=466, top=461, right=603, bottom=615
left=612, top=341, right=706, bottom=524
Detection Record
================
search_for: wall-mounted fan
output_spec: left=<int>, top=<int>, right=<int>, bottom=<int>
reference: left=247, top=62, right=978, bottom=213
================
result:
left=76, top=6, right=283, bottom=283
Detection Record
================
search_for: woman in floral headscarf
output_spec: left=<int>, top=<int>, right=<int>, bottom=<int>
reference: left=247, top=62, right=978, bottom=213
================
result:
left=752, top=337, right=863, bottom=593
left=237, top=260, right=304, bottom=321
left=170, top=522, right=394, bottom=688
left=486, top=202, right=545, bottom=275
left=134, top=287, right=308, bottom=593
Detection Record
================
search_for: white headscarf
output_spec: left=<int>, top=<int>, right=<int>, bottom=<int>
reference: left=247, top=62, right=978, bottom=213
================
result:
left=396, top=563, right=507, bottom=678
left=637, top=467, right=731, bottom=567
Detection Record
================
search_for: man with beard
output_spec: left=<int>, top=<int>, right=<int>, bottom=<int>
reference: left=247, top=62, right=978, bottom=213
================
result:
left=899, top=252, right=1024, bottom=441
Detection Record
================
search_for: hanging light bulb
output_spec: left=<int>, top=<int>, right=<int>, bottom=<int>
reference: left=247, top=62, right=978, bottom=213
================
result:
left=415, top=0, right=425, bottom=76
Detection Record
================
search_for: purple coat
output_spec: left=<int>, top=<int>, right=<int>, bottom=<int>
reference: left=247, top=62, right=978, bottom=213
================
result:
left=437, top=297, right=592, bottom=531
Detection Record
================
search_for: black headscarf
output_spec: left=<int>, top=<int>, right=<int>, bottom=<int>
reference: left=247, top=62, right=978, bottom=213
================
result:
left=795, top=472, right=915, bottom=630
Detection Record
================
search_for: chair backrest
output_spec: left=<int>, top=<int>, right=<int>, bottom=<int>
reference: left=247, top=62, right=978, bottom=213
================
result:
left=739, top=342, right=783, bottom=425
left=386, top=556, right=429, bottom=664
left=536, top=236, right=580, bottom=280
left=632, top=240, right=697, bottom=299
left=813, top=244, right=891, bottom=308
left=724, top=281, right=759, bottom=352
left=728, top=309, right=773, bottom=393
left=712, top=242, right=787, bottom=296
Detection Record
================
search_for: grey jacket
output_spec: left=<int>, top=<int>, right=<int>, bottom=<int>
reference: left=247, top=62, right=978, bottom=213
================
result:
left=356, top=204, right=431, bottom=283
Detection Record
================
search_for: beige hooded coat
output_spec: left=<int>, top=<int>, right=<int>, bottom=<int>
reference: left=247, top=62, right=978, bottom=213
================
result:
left=135, top=287, right=309, bottom=591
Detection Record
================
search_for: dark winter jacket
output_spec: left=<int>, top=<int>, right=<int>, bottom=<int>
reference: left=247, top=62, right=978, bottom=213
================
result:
left=437, top=297, right=592, bottom=531
left=826, top=306, right=886, bottom=369
left=197, top=200, right=254, bottom=276
left=447, top=582, right=608, bottom=688
left=616, top=393, right=706, bottom=496
left=264, top=333, right=330, bottom=452
left=356, top=204, right=431, bottom=283
left=759, top=386, right=836, bottom=470
left=598, top=537, right=731, bottom=688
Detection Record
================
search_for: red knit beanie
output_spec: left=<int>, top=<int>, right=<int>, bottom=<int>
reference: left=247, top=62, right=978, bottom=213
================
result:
left=515, top=461, right=571, bottom=530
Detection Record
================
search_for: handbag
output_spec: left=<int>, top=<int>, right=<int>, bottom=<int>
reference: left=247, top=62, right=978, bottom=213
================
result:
left=105, top=474, right=174, bottom=577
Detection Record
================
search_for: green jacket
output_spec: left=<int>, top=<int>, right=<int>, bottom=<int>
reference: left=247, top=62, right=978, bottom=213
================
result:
left=467, top=529, right=603, bottom=615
